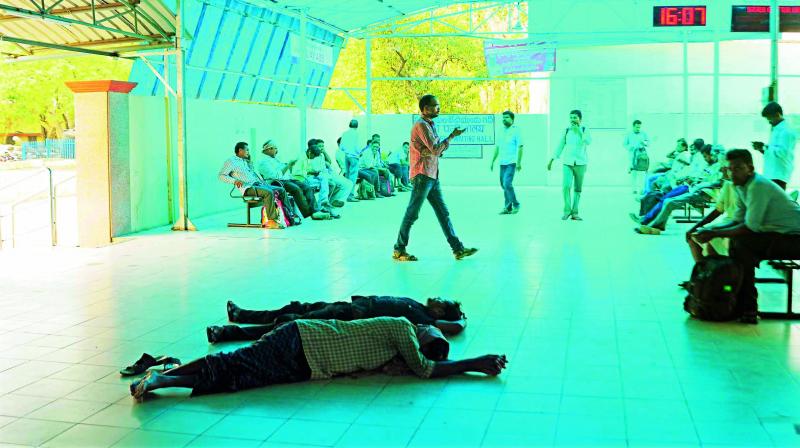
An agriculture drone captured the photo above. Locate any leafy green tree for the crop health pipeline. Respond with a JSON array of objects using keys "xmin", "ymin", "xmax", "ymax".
[
  {"xmin": 0, "ymin": 56, "xmax": 131, "ymax": 138},
  {"xmin": 323, "ymin": 5, "xmax": 530, "ymax": 114}
]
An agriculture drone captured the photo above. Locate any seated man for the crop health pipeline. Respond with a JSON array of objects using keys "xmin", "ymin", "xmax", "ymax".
[
  {"xmin": 218, "ymin": 141, "xmax": 289, "ymax": 229},
  {"xmin": 130, "ymin": 316, "xmax": 507, "ymax": 400},
  {"xmin": 634, "ymin": 145, "xmax": 724, "ymax": 233},
  {"xmin": 208, "ymin": 295, "xmax": 467, "ymax": 342},
  {"xmin": 691, "ymin": 149, "xmax": 800, "ymax": 324},
  {"xmin": 644, "ymin": 138, "xmax": 691, "ymax": 194},
  {"xmin": 685, "ymin": 173, "xmax": 739, "ymax": 263},
  {"xmin": 387, "ymin": 142, "xmax": 411, "ymax": 190},
  {"xmin": 291, "ymin": 140, "xmax": 351, "ymax": 218},
  {"xmin": 257, "ymin": 140, "xmax": 329, "ymax": 220},
  {"xmin": 371, "ymin": 136, "xmax": 397, "ymax": 196},
  {"xmin": 315, "ymin": 138, "xmax": 355, "ymax": 204},
  {"xmin": 358, "ymin": 139, "xmax": 386, "ymax": 197}
]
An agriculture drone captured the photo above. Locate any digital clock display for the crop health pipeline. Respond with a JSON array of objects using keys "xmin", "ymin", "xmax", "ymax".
[
  {"xmin": 653, "ymin": 6, "xmax": 707, "ymax": 27},
  {"xmin": 731, "ymin": 5, "xmax": 800, "ymax": 32}
]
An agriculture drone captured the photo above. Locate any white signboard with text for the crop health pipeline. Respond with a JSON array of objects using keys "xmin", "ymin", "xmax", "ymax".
[{"xmin": 411, "ymin": 114, "xmax": 494, "ymax": 159}]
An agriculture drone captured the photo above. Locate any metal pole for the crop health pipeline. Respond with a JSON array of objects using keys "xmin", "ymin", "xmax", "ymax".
[
  {"xmin": 172, "ymin": 0, "xmax": 195, "ymax": 231},
  {"xmin": 683, "ymin": 31, "xmax": 689, "ymax": 139},
  {"xmin": 712, "ymin": 31, "xmax": 720, "ymax": 145},
  {"xmin": 47, "ymin": 167, "xmax": 56, "ymax": 246},
  {"xmin": 769, "ymin": 0, "xmax": 779, "ymax": 101},
  {"xmin": 366, "ymin": 37, "xmax": 372, "ymax": 135},
  {"xmin": 299, "ymin": 8, "xmax": 308, "ymax": 151},
  {"xmin": 163, "ymin": 53, "xmax": 174, "ymax": 224}
]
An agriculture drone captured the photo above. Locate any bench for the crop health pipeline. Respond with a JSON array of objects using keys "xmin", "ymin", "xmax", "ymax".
[
  {"xmin": 227, "ymin": 186, "xmax": 262, "ymax": 228},
  {"xmin": 755, "ymin": 260, "xmax": 800, "ymax": 320},
  {"xmin": 673, "ymin": 202, "xmax": 708, "ymax": 224}
]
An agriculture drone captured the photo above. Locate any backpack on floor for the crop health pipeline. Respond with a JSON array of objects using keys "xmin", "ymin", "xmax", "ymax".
[
  {"xmin": 378, "ymin": 174, "xmax": 392, "ymax": 196},
  {"xmin": 632, "ymin": 147, "xmax": 650, "ymax": 172},
  {"xmin": 357, "ymin": 180, "xmax": 376, "ymax": 199},
  {"xmin": 683, "ymin": 256, "xmax": 742, "ymax": 321}
]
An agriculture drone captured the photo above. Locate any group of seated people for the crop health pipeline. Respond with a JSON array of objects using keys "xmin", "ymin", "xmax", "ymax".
[
  {"xmin": 218, "ymin": 132, "xmax": 410, "ymax": 229},
  {"xmin": 630, "ymin": 136, "xmax": 800, "ymax": 324},
  {"xmin": 127, "ymin": 296, "xmax": 506, "ymax": 400},
  {"xmin": 631, "ymin": 138, "xmax": 726, "ymax": 235}
]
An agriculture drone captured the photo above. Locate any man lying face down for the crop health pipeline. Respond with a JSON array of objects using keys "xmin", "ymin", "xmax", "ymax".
[
  {"xmin": 130, "ymin": 317, "xmax": 507, "ymax": 400},
  {"xmin": 207, "ymin": 295, "xmax": 467, "ymax": 343}
]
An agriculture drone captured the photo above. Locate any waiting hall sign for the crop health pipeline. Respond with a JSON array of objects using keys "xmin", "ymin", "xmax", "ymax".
[{"xmin": 411, "ymin": 114, "xmax": 495, "ymax": 158}]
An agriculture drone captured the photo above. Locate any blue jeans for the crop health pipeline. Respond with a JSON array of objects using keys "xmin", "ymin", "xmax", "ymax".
[
  {"xmin": 500, "ymin": 164, "xmax": 519, "ymax": 210},
  {"xmin": 394, "ymin": 175, "xmax": 463, "ymax": 252},
  {"xmin": 641, "ymin": 185, "xmax": 689, "ymax": 224}
]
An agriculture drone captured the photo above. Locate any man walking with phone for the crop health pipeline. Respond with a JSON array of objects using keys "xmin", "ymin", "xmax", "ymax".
[{"xmin": 392, "ymin": 94, "xmax": 478, "ymax": 262}]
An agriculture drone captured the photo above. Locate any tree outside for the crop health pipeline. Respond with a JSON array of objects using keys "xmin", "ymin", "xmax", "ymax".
[
  {"xmin": 0, "ymin": 56, "xmax": 132, "ymax": 139},
  {"xmin": 323, "ymin": 5, "xmax": 531, "ymax": 114}
]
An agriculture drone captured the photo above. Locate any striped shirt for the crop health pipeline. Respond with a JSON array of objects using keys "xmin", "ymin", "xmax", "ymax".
[
  {"xmin": 410, "ymin": 118, "xmax": 449, "ymax": 180},
  {"xmin": 295, "ymin": 317, "xmax": 435, "ymax": 380},
  {"xmin": 218, "ymin": 156, "xmax": 265, "ymax": 194}
]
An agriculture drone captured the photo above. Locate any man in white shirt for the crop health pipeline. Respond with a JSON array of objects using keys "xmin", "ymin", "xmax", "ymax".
[
  {"xmin": 339, "ymin": 120, "xmax": 363, "ymax": 201},
  {"xmin": 548, "ymin": 110, "xmax": 592, "ymax": 220},
  {"xmin": 257, "ymin": 141, "xmax": 329, "ymax": 220},
  {"xmin": 624, "ymin": 119, "xmax": 650, "ymax": 195},
  {"xmin": 490, "ymin": 111, "xmax": 524, "ymax": 215},
  {"xmin": 692, "ymin": 149, "xmax": 800, "ymax": 323},
  {"xmin": 752, "ymin": 102, "xmax": 797, "ymax": 190},
  {"xmin": 218, "ymin": 142, "xmax": 287, "ymax": 229},
  {"xmin": 386, "ymin": 142, "xmax": 410, "ymax": 190}
]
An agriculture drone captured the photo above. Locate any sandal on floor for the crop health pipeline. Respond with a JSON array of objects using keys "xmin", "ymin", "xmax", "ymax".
[{"xmin": 120, "ymin": 353, "xmax": 181, "ymax": 376}]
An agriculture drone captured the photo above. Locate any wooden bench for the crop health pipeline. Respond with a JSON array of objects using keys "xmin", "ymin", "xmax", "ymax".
[
  {"xmin": 755, "ymin": 260, "xmax": 800, "ymax": 320},
  {"xmin": 227, "ymin": 186, "xmax": 262, "ymax": 228}
]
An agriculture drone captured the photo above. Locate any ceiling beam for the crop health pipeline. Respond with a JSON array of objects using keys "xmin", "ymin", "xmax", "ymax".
[
  {"xmin": 0, "ymin": 35, "xmax": 121, "ymax": 57},
  {"xmin": 0, "ymin": 2, "xmax": 128, "ymax": 21},
  {"xmin": 0, "ymin": 4, "xmax": 165, "ymax": 41}
]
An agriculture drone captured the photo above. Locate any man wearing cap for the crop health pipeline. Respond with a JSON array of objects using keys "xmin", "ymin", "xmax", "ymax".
[{"xmin": 257, "ymin": 140, "xmax": 330, "ymax": 220}]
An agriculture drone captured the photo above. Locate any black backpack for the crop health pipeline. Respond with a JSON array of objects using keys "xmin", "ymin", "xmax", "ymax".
[{"xmin": 683, "ymin": 256, "xmax": 742, "ymax": 321}]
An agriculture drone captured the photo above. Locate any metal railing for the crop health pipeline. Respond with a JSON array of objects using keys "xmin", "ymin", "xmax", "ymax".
[
  {"xmin": 19, "ymin": 139, "xmax": 76, "ymax": 160},
  {"xmin": 0, "ymin": 168, "xmax": 75, "ymax": 249}
]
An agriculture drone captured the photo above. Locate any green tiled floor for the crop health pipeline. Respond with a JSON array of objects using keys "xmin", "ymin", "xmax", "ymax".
[{"xmin": 0, "ymin": 187, "xmax": 799, "ymax": 447}]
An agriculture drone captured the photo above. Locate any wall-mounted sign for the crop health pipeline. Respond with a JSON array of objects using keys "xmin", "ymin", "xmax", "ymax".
[
  {"xmin": 411, "ymin": 114, "xmax": 494, "ymax": 159},
  {"xmin": 483, "ymin": 40, "xmax": 556, "ymax": 76},
  {"xmin": 731, "ymin": 5, "xmax": 800, "ymax": 32},
  {"xmin": 290, "ymin": 36, "xmax": 334, "ymax": 67},
  {"xmin": 653, "ymin": 6, "xmax": 707, "ymax": 27}
]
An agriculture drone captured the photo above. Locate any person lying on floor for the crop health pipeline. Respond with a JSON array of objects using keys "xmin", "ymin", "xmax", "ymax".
[
  {"xmin": 207, "ymin": 295, "xmax": 467, "ymax": 343},
  {"xmin": 130, "ymin": 317, "xmax": 507, "ymax": 401}
]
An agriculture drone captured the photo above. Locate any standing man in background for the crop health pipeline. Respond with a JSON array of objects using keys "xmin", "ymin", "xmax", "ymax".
[
  {"xmin": 393, "ymin": 94, "xmax": 478, "ymax": 262},
  {"xmin": 490, "ymin": 110, "xmax": 524, "ymax": 215},
  {"xmin": 752, "ymin": 102, "xmax": 797, "ymax": 191},
  {"xmin": 624, "ymin": 119, "xmax": 650, "ymax": 195},
  {"xmin": 339, "ymin": 119, "xmax": 363, "ymax": 202},
  {"xmin": 548, "ymin": 110, "xmax": 592, "ymax": 221}
]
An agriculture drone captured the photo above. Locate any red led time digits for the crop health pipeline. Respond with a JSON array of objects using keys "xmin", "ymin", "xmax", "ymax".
[{"xmin": 655, "ymin": 6, "xmax": 707, "ymax": 27}]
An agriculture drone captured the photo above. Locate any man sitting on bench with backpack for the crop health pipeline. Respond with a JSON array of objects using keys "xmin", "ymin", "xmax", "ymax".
[
  {"xmin": 691, "ymin": 149, "xmax": 800, "ymax": 324},
  {"xmin": 218, "ymin": 142, "xmax": 291, "ymax": 230}
]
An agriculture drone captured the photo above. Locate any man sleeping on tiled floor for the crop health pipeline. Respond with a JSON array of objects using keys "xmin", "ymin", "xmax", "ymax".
[
  {"xmin": 206, "ymin": 295, "xmax": 468, "ymax": 343},
  {"xmin": 126, "ymin": 316, "xmax": 507, "ymax": 401}
]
